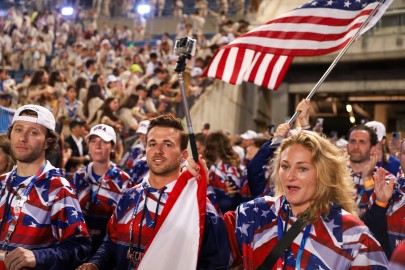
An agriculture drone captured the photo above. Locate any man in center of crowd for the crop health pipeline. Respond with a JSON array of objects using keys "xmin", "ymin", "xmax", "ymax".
[{"xmin": 77, "ymin": 115, "xmax": 229, "ymax": 270}]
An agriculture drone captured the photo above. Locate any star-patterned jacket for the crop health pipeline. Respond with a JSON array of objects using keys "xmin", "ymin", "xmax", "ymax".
[
  {"xmin": 222, "ymin": 195, "xmax": 389, "ymax": 269},
  {"xmin": 0, "ymin": 161, "xmax": 91, "ymax": 269}
]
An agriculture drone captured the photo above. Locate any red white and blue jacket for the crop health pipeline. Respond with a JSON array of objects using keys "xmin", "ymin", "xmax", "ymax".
[
  {"xmin": 89, "ymin": 174, "xmax": 229, "ymax": 270},
  {"xmin": 126, "ymin": 157, "xmax": 149, "ymax": 185},
  {"xmin": 386, "ymin": 176, "xmax": 405, "ymax": 259},
  {"xmin": 71, "ymin": 162, "xmax": 132, "ymax": 253},
  {"xmin": 0, "ymin": 161, "xmax": 91, "ymax": 270},
  {"xmin": 222, "ymin": 196, "xmax": 389, "ymax": 270},
  {"xmin": 208, "ymin": 161, "xmax": 242, "ymax": 213}
]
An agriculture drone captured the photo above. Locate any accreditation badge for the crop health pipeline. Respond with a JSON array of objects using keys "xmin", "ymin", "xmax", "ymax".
[
  {"xmin": 0, "ymin": 250, "xmax": 7, "ymax": 261},
  {"xmin": 127, "ymin": 247, "xmax": 143, "ymax": 268}
]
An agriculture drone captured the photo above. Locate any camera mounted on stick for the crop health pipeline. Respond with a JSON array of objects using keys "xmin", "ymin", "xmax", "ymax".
[
  {"xmin": 173, "ymin": 36, "xmax": 199, "ymax": 161},
  {"xmin": 174, "ymin": 36, "xmax": 196, "ymax": 73}
]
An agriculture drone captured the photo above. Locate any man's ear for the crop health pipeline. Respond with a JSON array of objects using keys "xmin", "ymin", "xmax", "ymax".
[{"xmin": 45, "ymin": 138, "xmax": 54, "ymax": 150}]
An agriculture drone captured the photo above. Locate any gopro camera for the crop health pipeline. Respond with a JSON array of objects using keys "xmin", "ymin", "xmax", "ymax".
[{"xmin": 174, "ymin": 36, "xmax": 196, "ymax": 57}]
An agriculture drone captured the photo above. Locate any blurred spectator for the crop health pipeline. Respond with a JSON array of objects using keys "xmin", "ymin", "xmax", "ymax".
[
  {"xmin": 58, "ymin": 85, "xmax": 86, "ymax": 137},
  {"xmin": 133, "ymin": 13, "xmax": 146, "ymax": 42},
  {"xmin": 84, "ymin": 83, "xmax": 104, "ymax": 126},
  {"xmin": 190, "ymin": 10, "xmax": 206, "ymax": 36},
  {"xmin": 64, "ymin": 118, "xmax": 90, "ymax": 173},
  {"xmin": 0, "ymin": 134, "xmax": 16, "ymax": 175},
  {"xmin": 117, "ymin": 94, "xmax": 140, "ymax": 137},
  {"xmin": 365, "ymin": 121, "xmax": 400, "ymax": 176},
  {"xmin": 173, "ymin": 0, "xmax": 184, "ymax": 17}
]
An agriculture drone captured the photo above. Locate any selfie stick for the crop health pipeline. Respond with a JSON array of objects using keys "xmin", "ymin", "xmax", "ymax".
[
  {"xmin": 271, "ymin": 0, "xmax": 384, "ymax": 146},
  {"xmin": 175, "ymin": 54, "xmax": 199, "ymax": 162}
]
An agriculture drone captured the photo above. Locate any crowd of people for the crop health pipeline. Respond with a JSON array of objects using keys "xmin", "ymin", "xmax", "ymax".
[
  {"xmin": 0, "ymin": 2, "xmax": 251, "ymax": 168},
  {"xmin": 0, "ymin": 97, "xmax": 403, "ymax": 269},
  {"xmin": 0, "ymin": 3, "xmax": 404, "ymax": 270}
]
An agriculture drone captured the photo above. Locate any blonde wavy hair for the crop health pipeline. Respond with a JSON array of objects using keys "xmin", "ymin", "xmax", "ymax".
[{"xmin": 271, "ymin": 130, "xmax": 358, "ymax": 223}]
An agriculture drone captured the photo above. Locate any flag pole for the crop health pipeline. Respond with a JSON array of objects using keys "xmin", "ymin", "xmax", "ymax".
[{"xmin": 272, "ymin": 0, "xmax": 385, "ymax": 145}]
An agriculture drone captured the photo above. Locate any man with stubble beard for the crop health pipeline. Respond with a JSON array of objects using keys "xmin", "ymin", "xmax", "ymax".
[
  {"xmin": 0, "ymin": 104, "xmax": 91, "ymax": 270},
  {"xmin": 347, "ymin": 125, "xmax": 396, "ymax": 258},
  {"xmin": 77, "ymin": 115, "xmax": 229, "ymax": 270}
]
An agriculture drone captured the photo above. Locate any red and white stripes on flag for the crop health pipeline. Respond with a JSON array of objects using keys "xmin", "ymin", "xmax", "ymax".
[
  {"xmin": 138, "ymin": 164, "xmax": 206, "ymax": 269},
  {"xmin": 205, "ymin": 48, "xmax": 293, "ymax": 90},
  {"xmin": 203, "ymin": 0, "xmax": 393, "ymax": 90}
]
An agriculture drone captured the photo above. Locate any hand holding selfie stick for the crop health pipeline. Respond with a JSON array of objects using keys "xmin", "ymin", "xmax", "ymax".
[{"xmin": 174, "ymin": 37, "xmax": 199, "ymax": 162}]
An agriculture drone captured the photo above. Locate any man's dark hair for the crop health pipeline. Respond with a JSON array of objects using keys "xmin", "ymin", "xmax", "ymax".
[
  {"xmin": 7, "ymin": 109, "xmax": 60, "ymax": 155},
  {"xmin": 195, "ymin": 132, "xmax": 206, "ymax": 146},
  {"xmin": 154, "ymin": 67, "xmax": 163, "ymax": 74},
  {"xmin": 92, "ymin": 73, "xmax": 101, "ymax": 83},
  {"xmin": 135, "ymin": 84, "xmax": 147, "ymax": 91},
  {"xmin": 147, "ymin": 115, "xmax": 189, "ymax": 151},
  {"xmin": 148, "ymin": 84, "xmax": 159, "ymax": 92},
  {"xmin": 85, "ymin": 59, "xmax": 95, "ymax": 69},
  {"xmin": 347, "ymin": 125, "xmax": 378, "ymax": 146}
]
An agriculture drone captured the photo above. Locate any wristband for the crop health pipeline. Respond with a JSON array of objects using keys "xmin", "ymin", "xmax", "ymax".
[
  {"xmin": 301, "ymin": 125, "xmax": 310, "ymax": 130},
  {"xmin": 363, "ymin": 179, "xmax": 374, "ymax": 187},
  {"xmin": 375, "ymin": 200, "xmax": 388, "ymax": 208}
]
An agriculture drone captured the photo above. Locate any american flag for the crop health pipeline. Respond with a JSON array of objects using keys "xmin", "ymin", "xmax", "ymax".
[{"xmin": 203, "ymin": 0, "xmax": 393, "ymax": 90}]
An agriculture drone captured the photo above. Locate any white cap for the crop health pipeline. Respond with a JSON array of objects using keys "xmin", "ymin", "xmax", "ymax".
[
  {"xmin": 219, "ymin": 36, "xmax": 229, "ymax": 44},
  {"xmin": 191, "ymin": 67, "xmax": 203, "ymax": 77},
  {"xmin": 86, "ymin": 124, "xmax": 117, "ymax": 144},
  {"xmin": 240, "ymin": 130, "xmax": 257, "ymax": 140},
  {"xmin": 12, "ymin": 104, "xmax": 56, "ymax": 131},
  {"xmin": 106, "ymin": 75, "xmax": 119, "ymax": 85},
  {"xmin": 136, "ymin": 120, "xmax": 150, "ymax": 134},
  {"xmin": 336, "ymin": 138, "xmax": 348, "ymax": 148},
  {"xmin": 101, "ymin": 39, "xmax": 110, "ymax": 46},
  {"xmin": 365, "ymin": 121, "xmax": 386, "ymax": 141}
]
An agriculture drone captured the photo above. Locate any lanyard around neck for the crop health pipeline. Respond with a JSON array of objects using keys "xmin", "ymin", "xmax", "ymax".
[
  {"xmin": 2, "ymin": 162, "xmax": 47, "ymax": 248},
  {"xmin": 277, "ymin": 213, "xmax": 312, "ymax": 270}
]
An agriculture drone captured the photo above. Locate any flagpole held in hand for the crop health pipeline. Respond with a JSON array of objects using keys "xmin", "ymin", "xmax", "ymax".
[
  {"xmin": 174, "ymin": 37, "xmax": 199, "ymax": 162},
  {"xmin": 271, "ymin": 0, "xmax": 388, "ymax": 146}
]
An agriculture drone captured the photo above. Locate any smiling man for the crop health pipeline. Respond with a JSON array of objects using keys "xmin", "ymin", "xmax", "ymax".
[
  {"xmin": 77, "ymin": 115, "xmax": 228, "ymax": 270},
  {"xmin": 0, "ymin": 104, "xmax": 91, "ymax": 270}
]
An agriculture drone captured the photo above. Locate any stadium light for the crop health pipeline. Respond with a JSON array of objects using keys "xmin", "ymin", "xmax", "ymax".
[
  {"xmin": 61, "ymin": 6, "xmax": 74, "ymax": 16},
  {"xmin": 137, "ymin": 3, "xmax": 151, "ymax": 15}
]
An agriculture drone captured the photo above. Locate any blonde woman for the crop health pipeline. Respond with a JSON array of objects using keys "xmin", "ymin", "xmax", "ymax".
[{"xmin": 187, "ymin": 129, "xmax": 390, "ymax": 269}]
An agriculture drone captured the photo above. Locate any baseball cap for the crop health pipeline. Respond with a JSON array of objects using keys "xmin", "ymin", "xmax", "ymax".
[
  {"xmin": 191, "ymin": 67, "xmax": 203, "ymax": 77},
  {"xmin": 136, "ymin": 120, "xmax": 150, "ymax": 134},
  {"xmin": 86, "ymin": 124, "xmax": 117, "ymax": 144},
  {"xmin": 69, "ymin": 118, "xmax": 86, "ymax": 129},
  {"xmin": 130, "ymin": 64, "xmax": 143, "ymax": 73},
  {"xmin": 106, "ymin": 74, "xmax": 119, "ymax": 85},
  {"xmin": 365, "ymin": 121, "xmax": 386, "ymax": 141},
  {"xmin": 240, "ymin": 130, "xmax": 257, "ymax": 140},
  {"xmin": 336, "ymin": 138, "xmax": 348, "ymax": 148},
  {"xmin": 101, "ymin": 39, "xmax": 110, "ymax": 46},
  {"xmin": 12, "ymin": 104, "xmax": 56, "ymax": 131}
]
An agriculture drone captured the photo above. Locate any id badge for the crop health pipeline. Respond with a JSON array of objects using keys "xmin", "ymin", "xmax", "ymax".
[{"xmin": 0, "ymin": 250, "xmax": 7, "ymax": 261}]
